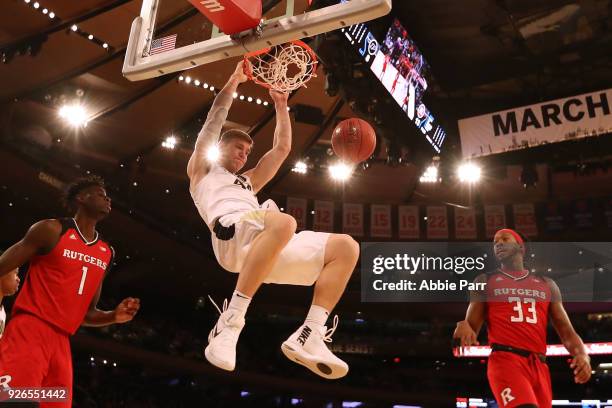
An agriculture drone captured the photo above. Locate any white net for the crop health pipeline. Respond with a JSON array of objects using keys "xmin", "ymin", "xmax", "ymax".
[{"xmin": 246, "ymin": 42, "xmax": 317, "ymax": 92}]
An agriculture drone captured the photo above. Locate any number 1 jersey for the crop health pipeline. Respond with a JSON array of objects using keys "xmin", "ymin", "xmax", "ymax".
[
  {"xmin": 13, "ymin": 218, "xmax": 114, "ymax": 335},
  {"xmin": 486, "ymin": 271, "xmax": 552, "ymax": 354}
]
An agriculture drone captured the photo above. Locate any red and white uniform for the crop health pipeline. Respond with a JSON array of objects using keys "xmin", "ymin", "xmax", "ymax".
[
  {"xmin": 486, "ymin": 270, "xmax": 553, "ymax": 408},
  {"xmin": 0, "ymin": 218, "xmax": 113, "ymax": 407}
]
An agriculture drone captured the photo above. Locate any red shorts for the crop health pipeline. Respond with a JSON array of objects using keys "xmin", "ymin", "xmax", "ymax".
[
  {"xmin": 487, "ymin": 351, "xmax": 552, "ymax": 408},
  {"xmin": 0, "ymin": 313, "xmax": 72, "ymax": 408}
]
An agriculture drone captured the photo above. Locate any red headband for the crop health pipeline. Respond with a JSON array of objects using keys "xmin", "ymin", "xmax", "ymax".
[{"xmin": 497, "ymin": 228, "xmax": 524, "ymax": 248}]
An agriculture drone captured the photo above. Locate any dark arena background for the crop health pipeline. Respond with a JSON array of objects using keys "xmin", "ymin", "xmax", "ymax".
[{"xmin": 1, "ymin": 0, "xmax": 612, "ymax": 406}]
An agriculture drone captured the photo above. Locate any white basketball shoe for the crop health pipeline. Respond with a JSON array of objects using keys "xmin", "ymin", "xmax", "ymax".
[
  {"xmin": 204, "ymin": 297, "xmax": 245, "ymax": 371},
  {"xmin": 281, "ymin": 315, "xmax": 349, "ymax": 379}
]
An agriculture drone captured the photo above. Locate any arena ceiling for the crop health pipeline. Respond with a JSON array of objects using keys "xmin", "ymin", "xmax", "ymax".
[{"xmin": 1, "ymin": 0, "xmax": 611, "ymax": 307}]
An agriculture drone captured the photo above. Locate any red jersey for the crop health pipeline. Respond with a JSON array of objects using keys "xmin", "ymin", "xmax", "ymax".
[
  {"xmin": 485, "ymin": 271, "xmax": 552, "ymax": 354},
  {"xmin": 13, "ymin": 218, "xmax": 113, "ymax": 335}
]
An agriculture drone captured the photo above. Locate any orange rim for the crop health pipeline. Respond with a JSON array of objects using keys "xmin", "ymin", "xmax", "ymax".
[{"xmin": 243, "ymin": 40, "xmax": 318, "ymax": 90}]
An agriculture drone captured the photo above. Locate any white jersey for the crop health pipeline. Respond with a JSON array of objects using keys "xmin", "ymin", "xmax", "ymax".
[
  {"xmin": 0, "ymin": 305, "xmax": 5, "ymax": 339},
  {"xmin": 191, "ymin": 164, "xmax": 260, "ymax": 227}
]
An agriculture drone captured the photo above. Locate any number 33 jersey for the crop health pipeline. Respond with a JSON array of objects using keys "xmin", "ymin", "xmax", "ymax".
[
  {"xmin": 486, "ymin": 271, "xmax": 553, "ymax": 354},
  {"xmin": 13, "ymin": 218, "xmax": 114, "ymax": 335}
]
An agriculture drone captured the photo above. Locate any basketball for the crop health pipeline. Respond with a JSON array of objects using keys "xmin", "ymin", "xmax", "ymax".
[{"xmin": 331, "ymin": 118, "xmax": 377, "ymax": 163}]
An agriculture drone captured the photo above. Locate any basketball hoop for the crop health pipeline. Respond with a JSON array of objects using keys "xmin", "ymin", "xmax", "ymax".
[{"xmin": 244, "ymin": 40, "xmax": 318, "ymax": 93}]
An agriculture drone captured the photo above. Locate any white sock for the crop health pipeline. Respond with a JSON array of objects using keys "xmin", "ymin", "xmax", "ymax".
[
  {"xmin": 305, "ymin": 304, "xmax": 330, "ymax": 328},
  {"xmin": 227, "ymin": 290, "xmax": 251, "ymax": 318}
]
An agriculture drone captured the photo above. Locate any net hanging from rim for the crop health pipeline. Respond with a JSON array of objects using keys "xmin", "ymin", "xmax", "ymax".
[{"xmin": 244, "ymin": 40, "xmax": 318, "ymax": 93}]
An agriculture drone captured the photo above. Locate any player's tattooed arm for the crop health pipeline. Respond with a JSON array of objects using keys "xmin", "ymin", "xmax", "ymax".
[
  {"xmin": 243, "ymin": 89, "xmax": 291, "ymax": 193},
  {"xmin": 453, "ymin": 274, "xmax": 486, "ymax": 346},
  {"xmin": 187, "ymin": 61, "xmax": 248, "ymax": 186},
  {"xmin": 0, "ymin": 219, "xmax": 61, "ymax": 278},
  {"xmin": 547, "ymin": 278, "xmax": 591, "ymax": 384}
]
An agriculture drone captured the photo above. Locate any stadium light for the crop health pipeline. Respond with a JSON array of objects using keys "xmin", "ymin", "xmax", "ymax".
[
  {"xmin": 419, "ymin": 165, "xmax": 440, "ymax": 183},
  {"xmin": 457, "ymin": 162, "xmax": 481, "ymax": 184},
  {"xmin": 329, "ymin": 162, "xmax": 352, "ymax": 181},
  {"xmin": 292, "ymin": 161, "xmax": 307, "ymax": 174},
  {"xmin": 58, "ymin": 104, "xmax": 88, "ymax": 127},
  {"xmin": 161, "ymin": 135, "xmax": 177, "ymax": 149},
  {"xmin": 207, "ymin": 145, "xmax": 220, "ymax": 163}
]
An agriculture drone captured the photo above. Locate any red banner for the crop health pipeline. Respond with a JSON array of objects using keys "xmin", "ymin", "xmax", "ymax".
[
  {"xmin": 484, "ymin": 205, "xmax": 506, "ymax": 238},
  {"xmin": 313, "ymin": 200, "xmax": 334, "ymax": 232},
  {"xmin": 454, "ymin": 207, "xmax": 477, "ymax": 239},
  {"xmin": 398, "ymin": 205, "xmax": 419, "ymax": 239},
  {"xmin": 286, "ymin": 197, "xmax": 307, "ymax": 230},
  {"xmin": 343, "ymin": 203, "xmax": 364, "ymax": 236},
  {"xmin": 426, "ymin": 206, "xmax": 448, "ymax": 239},
  {"xmin": 513, "ymin": 203, "xmax": 538, "ymax": 237},
  {"xmin": 370, "ymin": 204, "xmax": 392, "ymax": 238}
]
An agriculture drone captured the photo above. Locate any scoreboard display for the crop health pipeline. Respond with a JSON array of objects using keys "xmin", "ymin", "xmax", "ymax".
[{"xmin": 340, "ymin": 5, "xmax": 446, "ymax": 153}]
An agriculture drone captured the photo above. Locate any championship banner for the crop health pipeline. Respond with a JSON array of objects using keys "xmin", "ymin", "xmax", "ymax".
[
  {"xmin": 286, "ymin": 197, "xmax": 307, "ymax": 230},
  {"xmin": 543, "ymin": 201, "xmax": 566, "ymax": 233},
  {"xmin": 370, "ymin": 204, "xmax": 392, "ymax": 238},
  {"xmin": 484, "ymin": 205, "xmax": 506, "ymax": 238},
  {"xmin": 426, "ymin": 206, "xmax": 448, "ymax": 239},
  {"xmin": 458, "ymin": 88, "xmax": 612, "ymax": 158},
  {"xmin": 343, "ymin": 203, "xmax": 364, "ymax": 236},
  {"xmin": 454, "ymin": 207, "xmax": 477, "ymax": 240},
  {"xmin": 513, "ymin": 203, "xmax": 538, "ymax": 237},
  {"xmin": 313, "ymin": 200, "xmax": 334, "ymax": 232},
  {"xmin": 398, "ymin": 205, "xmax": 420, "ymax": 239},
  {"xmin": 572, "ymin": 199, "xmax": 593, "ymax": 229}
]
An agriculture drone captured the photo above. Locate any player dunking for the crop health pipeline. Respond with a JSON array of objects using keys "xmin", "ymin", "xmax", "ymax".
[
  {"xmin": 453, "ymin": 229, "xmax": 591, "ymax": 408},
  {"xmin": 0, "ymin": 266, "xmax": 19, "ymax": 339},
  {"xmin": 0, "ymin": 176, "xmax": 140, "ymax": 407},
  {"xmin": 188, "ymin": 62, "xmax": 359, "ymax": 379}
]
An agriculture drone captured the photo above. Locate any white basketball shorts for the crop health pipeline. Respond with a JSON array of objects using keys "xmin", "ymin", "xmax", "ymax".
[{"xmin": 210, "ymin": 202, "xmax": 330, "ymax": 286}]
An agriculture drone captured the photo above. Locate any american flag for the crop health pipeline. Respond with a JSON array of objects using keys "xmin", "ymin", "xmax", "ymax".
[{"xmin": 150, "ymin": 34, "xmax": 177, "ymax": 55}]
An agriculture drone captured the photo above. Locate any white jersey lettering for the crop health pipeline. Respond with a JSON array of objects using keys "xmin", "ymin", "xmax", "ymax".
[
  {"xmin": 62, "ymin": 249, "xmax": 108, "ymax": 270},
  {"xmin": 191, "ymin": 164, "xmax": 260, "ymax": 226},
  {"xmin": 500, "ymin": 388, "xmax": 515, "ymax": 406}
]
